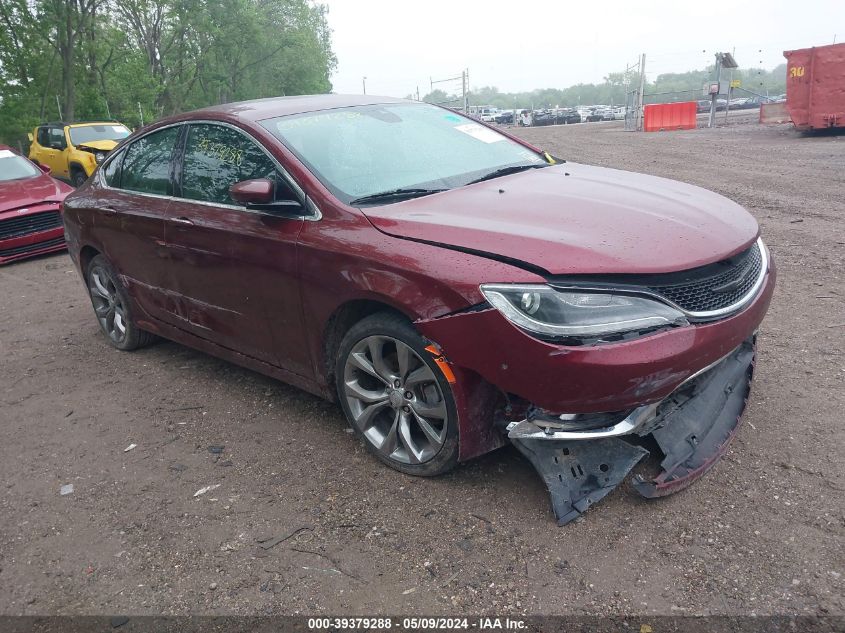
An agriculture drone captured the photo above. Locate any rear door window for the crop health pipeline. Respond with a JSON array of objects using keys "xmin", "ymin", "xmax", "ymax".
[
  {"xmin": 101, "ymin": 149, "xmax": 124, "ymax": 187},
  {"xmin": 47, "ymin": 127, "xmax": 66, "ymax": 149},
  {"xmin": 180, "ymin": 123, "xmax": 296, "ymax": 207},
  {"xmin": 120, "ymin": 126, "xmax": 181, "ymax": 195}
]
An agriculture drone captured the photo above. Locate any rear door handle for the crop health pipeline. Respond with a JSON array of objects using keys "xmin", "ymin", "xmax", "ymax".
[{"xmin": 171, "ymin": 216, "xmax": 194, "ymax": 226}]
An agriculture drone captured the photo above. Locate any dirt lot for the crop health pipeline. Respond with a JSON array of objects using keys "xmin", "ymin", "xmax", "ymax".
[{"xmin": 1, "ymin": 119, "xmax": 843, "ymax": 618}]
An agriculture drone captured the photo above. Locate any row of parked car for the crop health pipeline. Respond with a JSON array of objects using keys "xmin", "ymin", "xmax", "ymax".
[
  {"xmin": 473, "ymin": 94, "xmax": 787, "ymax": 125},
  {"xmin": 475, "ymin": 105, "xmax": 627, "ymax": 126},
  {"xmin": 695, "ymin": 94, "xmax": 786, "ymax": 113}
]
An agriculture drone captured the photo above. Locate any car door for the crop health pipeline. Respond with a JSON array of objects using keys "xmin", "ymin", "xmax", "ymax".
[
  {"xmin": 95, "ymin": 125, "xmax": 182, "ymax": 323},
  {"xmin": 163, "ymin": 121, "xmax": 311, "ymax": 375},
  {"xmin": 39, "ymin": 127, "xmax": 68, "ymax": 178}
]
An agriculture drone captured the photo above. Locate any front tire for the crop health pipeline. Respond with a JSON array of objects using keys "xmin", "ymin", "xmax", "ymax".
[
  {"xmin": 86, "ymin": 255, "xmax": 155, "ymax": 351},
  {"xmin": 335, "ymin": 312, "xmax": 459, "ymax": 476},
  {"xmin": 71, "ymin": 168, "xmax": 87, "ymax": 188}
]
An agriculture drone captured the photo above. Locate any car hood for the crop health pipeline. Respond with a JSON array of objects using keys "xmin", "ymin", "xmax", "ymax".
[
  {"xmin": 77, "ymin": 140, "xmax": 118, "ymax": 151},
  {"xmin": 361, "ymin": 163, "xmax": 759, "ymax": 275},
  {"xmin": 0, "ymin": 174, "xmax": 72, "ymax": 214}
]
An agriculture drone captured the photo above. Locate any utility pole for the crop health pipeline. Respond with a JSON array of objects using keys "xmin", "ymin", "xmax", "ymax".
[
  {"xmin": 56, "ymin": 95, "xmax": 63, "ymax": 121},
  {"xmin": 709, "ymin": 54, "xmax": 721, "ymax": 128},
  {"xmin": 724, "ymin": 46, "xmax": 736, "ymax": 124},
  {"xmin": 709, "ymin": 52, "xmax": 738, "ymax": 128},
  {"xmin": 138, "ymin": 102, "xmax": 144, "ymax": 127},
  {"xmin": 416, "ymin": 86, "xmax": 420, "ymax": 101},
  {"xmin": 430, "ymin": 71, "xmax": 468, "ymax": 108},
  {"xmin": 362, "ymin": 76, "xmax": 367, "ymax": 95},
  {"xmin": 636, "ymin": 53, "xmax": 646, "ymax": 131},
  {"xmin": 623, "ymin": 58, "xmax": 639, "ymax": 130}
]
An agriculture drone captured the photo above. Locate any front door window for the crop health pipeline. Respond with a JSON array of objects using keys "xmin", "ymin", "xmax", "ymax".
[{"xmin": 181, "ymin": 123, "xmax": 297, "ymax": 205}]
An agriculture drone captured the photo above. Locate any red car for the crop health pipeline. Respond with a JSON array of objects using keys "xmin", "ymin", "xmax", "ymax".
[
  {"xmin": 62, "ymin": 96, "xmax": 775, "ymax": 524},
  {"xmin": 0, "ymin": 146, "xmax": 73, "ymax": 264}
]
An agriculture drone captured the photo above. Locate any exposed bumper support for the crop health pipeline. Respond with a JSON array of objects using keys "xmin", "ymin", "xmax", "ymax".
[
  {"xmin": 505, "ymin": 346, "xmax": 740, "ymax": 441},
  {"xmin": 509, "ymin": 338, "xmax": 756, "ymax": 524},
  {"xmin": 633, "ymin": 339, "xmax": 755, "ymax": 497}
]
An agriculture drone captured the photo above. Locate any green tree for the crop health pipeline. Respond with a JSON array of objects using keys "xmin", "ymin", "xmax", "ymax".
[{"xmin": 0, "ymin": 0, "xmax": 336, "ymax": 146}]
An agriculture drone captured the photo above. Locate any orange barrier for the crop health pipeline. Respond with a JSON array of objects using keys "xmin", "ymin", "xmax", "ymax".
[{"xmin": 643, "ymin": 101, "xmax": 697, "ymax": 132}]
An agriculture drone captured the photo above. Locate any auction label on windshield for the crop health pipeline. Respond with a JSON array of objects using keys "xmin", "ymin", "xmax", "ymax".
[{"xmin": 454, "ymin": 123, "xmax": 506, "ymax": 143}]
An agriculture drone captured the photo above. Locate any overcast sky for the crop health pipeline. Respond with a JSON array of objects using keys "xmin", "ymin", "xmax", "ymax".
[{"xmin": 321, "ymin": 0, "xmax": 843, "ymax": 97}]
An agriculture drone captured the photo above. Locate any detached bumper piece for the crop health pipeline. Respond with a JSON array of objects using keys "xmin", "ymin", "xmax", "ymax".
[
  {"xmin": 509, "ymin": 339, "xmax": 755, "ymax": 525},
  {"xmin": 511, "ymin": 437, "xmax": 648, "ymax": 525}
]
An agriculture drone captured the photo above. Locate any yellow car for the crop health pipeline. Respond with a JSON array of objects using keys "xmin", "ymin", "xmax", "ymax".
[{"xmin": 28, "ymin": 121, "xmax": 131, "ymax": 187}]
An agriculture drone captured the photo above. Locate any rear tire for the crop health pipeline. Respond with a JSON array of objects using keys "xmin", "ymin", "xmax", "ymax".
[
  {"xmin": 85, "ymin": 255, "xmax": 155, "ymax": 351},
  {"xmin": 335, "ymin": 312, "xmax": 459, "ymax": 476}
]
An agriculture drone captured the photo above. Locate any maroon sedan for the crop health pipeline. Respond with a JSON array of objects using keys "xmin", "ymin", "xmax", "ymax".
[
  {"xmin": 0, "ymin": 146, "xmax": 73, "ymax": 264},
  {"xmin": 62, "ymin": 96, "xmax": 775, "ymax": 524}
]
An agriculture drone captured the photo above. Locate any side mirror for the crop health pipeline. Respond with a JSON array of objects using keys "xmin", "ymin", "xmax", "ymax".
[
  {"xmin": 38, "ymin": 163, "xmax": 51, "ymax": 175},
  {"xmin": 229, "ymin": 178, "xmax": 304, "ymax": 215},
  {"xmin": 230, "ymin": 178, "xmax": 274, "ymax": 205}
]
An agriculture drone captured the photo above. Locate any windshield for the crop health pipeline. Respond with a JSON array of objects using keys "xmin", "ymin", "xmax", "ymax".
[
  {"xmin": 0, "ymin": 150, "xmax": 40, "ymax": 181},
  {"xmin": 260, "ymin": 103, "xmax": 547, "ymax": 204},
  {"xmin": 69, "ymin": 124, "xmax": 131, "ymax": 145}
]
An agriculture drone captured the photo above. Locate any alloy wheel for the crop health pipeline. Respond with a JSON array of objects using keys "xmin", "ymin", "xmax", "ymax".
[
  {"xmin": 343, "ymin": 335, "xmax": 449, "ymax": 465},
  {"xmin": 88, "ymin": 265, "xmax": 128, "ymax": 344}
]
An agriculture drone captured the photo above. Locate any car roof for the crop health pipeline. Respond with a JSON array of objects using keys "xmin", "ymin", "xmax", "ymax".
[
  {"xmin": 190, "ymin": 94, "xmax": 409, "ymax": 122},
  {"xmin": 67, "ymin": 122, "xmax": 127, "ymax": 128}
]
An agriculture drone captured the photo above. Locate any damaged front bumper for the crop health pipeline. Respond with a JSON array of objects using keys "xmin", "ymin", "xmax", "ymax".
[{"xmin": 508, "ymin": 338, "xmax": 756, "ymax": 525}]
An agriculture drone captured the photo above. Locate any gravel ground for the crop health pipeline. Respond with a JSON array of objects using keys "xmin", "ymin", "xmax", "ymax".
[{"xmin": 1, "ymin": 119, "xmax": 843, "ymax": 617}]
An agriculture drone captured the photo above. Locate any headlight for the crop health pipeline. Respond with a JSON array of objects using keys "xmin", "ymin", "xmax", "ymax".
[
  {"xmin": 95, "ymin": 152, "xmax": 106, "ymax": 163},
  {"xmin": 479, "ymin": 284, "xmax": 688, "ymax": 340}
]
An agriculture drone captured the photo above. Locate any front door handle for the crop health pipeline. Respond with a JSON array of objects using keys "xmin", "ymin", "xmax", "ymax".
[{"xmin": 172, "ymin": 216, "xmax": 194, "ymax": 226}]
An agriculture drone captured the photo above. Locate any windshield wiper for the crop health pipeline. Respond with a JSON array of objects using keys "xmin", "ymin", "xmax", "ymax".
[
  {"xmin": 349, "ymin": 187, "xmax": 447, "ymax": 206},
  {"xmin": 466, "ymin": 163, "xmax": 549, "ymax": 186}
]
